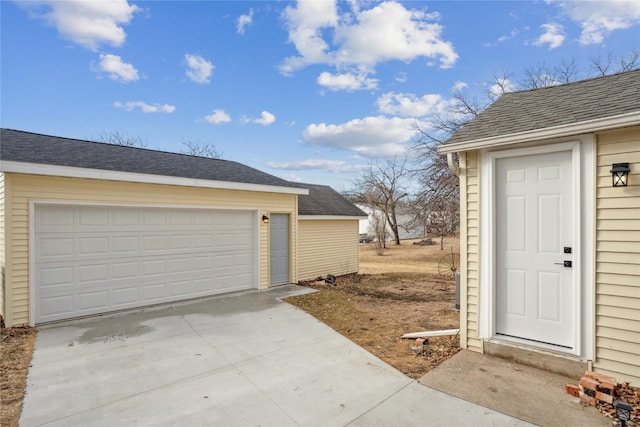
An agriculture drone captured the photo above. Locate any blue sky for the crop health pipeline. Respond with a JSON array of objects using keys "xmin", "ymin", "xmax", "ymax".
[{"xmin": 2, "ymin": 1, "xmax": 639, "ymax": 190}]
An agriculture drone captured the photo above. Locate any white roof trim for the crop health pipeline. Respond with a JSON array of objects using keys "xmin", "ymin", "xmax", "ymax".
[
  {"xmin": 299, "ymin": 215, "xmax": 367, "ymax": 220},
  {"xmin": 439, "ymin": 111, "xmax": 640, "ymax": 154},
  {"xmin": 0, "ymin": 161, "xmax": 309, "ymax": 195}
]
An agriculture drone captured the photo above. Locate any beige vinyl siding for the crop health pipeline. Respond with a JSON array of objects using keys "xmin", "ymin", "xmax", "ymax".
[
  {"xmin": 0, "ymin": 173, "xmax": 5, "ymax": 322},
  {"xmin": 460, "ymin": 151, "xmax": 482, "ymax": 353},
  {"xmin": 4, "ymin": 173, "xmax": 297, "ymax": 326},
  {"xmin": 298, "ymin": 219, "xmax": 359, "ymax": 281},
  {"xmin": 594, "ymin": 126, "xmax": 640, "ymax": 385}
]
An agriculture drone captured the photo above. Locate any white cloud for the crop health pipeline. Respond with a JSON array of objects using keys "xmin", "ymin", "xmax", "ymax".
[
  {"xmin": 203, "ymin": 109, "xmax": 231, "ymax": 124},
  {"xmin": 555, "ymin": 1, "xmax": 640, "ymax": 45},
  {"xmin": 94, "ymin": 54, "xmax": 139, "ymax": 82},
  {"xmin": 19, "ymin": 0, "xmax": 139, "ymax": 50},
  {"xmin": 276, "ymin": 172, "xmax": 303, "ymax": 182},
  {"xmin": 243, "ymin": 111, "xmax": 276, "ymax": 126},
  {"xmin": 333, "ymin": 2, "xmax": 457, "ymax": 68},
  {"xmin": 487, "ymin": 79, "xmax": 517, "ymax": 99},
  {"xmin": 395, "ymin": 72, "xmax": 408, "ymax": 83},
  {"xmin": 280, "ymin": 0, "xmax": 338, "ymax": 75},
  {"xmin": 452, "ymin": 81, "xmax": 468, "ymax": 92},
  {"xmin": 317, "ymin": 71, "xmax": 378, "ymax": 91},
  {"xmin": 534, "ymin": 23, "xmax": 565, "ymax": 49},
  {"xmin": 376, "ymin": 92, "xmax": 449, "ymax": 117},
  {"xmin": 267, "ymin": 159, "xmax": 356, "ymax": 173},
  {"xmin": 114, "ymin": 101, "xmax": 175, "ymax": 113},
  {"xmin": 280, "ymin": 1, "xmax": 457, "ymax": 88},
  {"xmin": 303, "ymin": 116, "xmax": 421, "ymax": 158},
  {"xmin": 185, "ymin": 54, "xmax": 214, "ymax": 84},
  {"xmin": 237, "ymin": 8, "xmax": 254, "ymax": 34}
]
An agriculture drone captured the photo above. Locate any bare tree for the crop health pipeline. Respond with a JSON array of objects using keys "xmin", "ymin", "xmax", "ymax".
[
  {"xmin": 591, "ymin": 49, "xmax": 640, "ymax": 76},
  {"xmin": 346, "ymin": 157, "xmax": 410, "ymax": 245},
  {"xmin": 181, "ymin": 139, "xmax": 223, "ymax": 159},
  {"xmin": 97, "ymin": 131, "xmax": 148, "ymax": 148},
  {"xmin": 411, "ymin": 49, "xmax": 639, "ymax": 250}
]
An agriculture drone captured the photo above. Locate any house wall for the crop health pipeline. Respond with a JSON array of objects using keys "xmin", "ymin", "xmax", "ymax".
[
  {"xmin": 3, "ymin": 173, "xmax": 298, "ymax": 326},
  {"xmin": 459, "ymin": 151, "xmax": 482, "ymax": 353},
  {"xmin": 0, "ymin": 173, "xmax": 5, "ymax": 324},
  {"xmin": 298, "ymin": 219, "xmax": 359, "ymax": 281},
  {"xmin": 594, "ymin": 126, "xmax": 640, "ymax": 385}
]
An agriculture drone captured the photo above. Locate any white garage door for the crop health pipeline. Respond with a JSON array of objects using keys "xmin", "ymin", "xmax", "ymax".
[{"xmin": 34, "ymin": 204, "xmax": 257, "ymax": 323}]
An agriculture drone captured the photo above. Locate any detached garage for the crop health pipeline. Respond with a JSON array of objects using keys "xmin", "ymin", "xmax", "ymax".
[{"xmin": 0, "ymin": 129, "xmax": 361, "ymax": 326}]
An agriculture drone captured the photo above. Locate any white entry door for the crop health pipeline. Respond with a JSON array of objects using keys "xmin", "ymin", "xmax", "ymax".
[{"xmin": 495, "ymin": 150, "xmax": 574, "ymax": 349}]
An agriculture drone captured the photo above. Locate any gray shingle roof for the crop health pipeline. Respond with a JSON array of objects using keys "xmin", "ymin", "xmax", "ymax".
[
  {"xmin": 297, "ymin": 183, "xmax": 367, "ymax": 217},
  {"xmin": 446, "ymin": 69, "xmax": 640, "ymax": 145},
  {"xmin": 0, "ymin": 129, "xmax": 299, "ymax": 189}
]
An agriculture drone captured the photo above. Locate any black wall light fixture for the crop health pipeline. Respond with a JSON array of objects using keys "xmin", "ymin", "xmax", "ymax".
[
  {"xmin": 610, "ymin": 163, "xmax": 630, "ymax": 187},
  {"xmin": 262, "ymin": 214, "xmax": 270, "ymax": 224}
]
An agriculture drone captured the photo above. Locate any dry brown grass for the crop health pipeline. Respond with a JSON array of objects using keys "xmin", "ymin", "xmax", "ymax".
[
  {"xmin": 0, "ymin": 326, "xmax": 37, "ymax": 427},
  {"xmin": 359, "ymin": 236, "xmax": 460, "ymax": 274},
  {"xmin": 287, "ymin": 236, "xmax": 461, "ymax": 379}
]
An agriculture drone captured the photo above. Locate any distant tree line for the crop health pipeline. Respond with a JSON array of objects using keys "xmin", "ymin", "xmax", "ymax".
[{"xmin": 96, "ymin": 131, "xmax": 223, "ymax": 159}]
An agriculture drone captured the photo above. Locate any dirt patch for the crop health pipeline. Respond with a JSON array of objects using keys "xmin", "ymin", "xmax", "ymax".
[
  {"xmin": 287, "ymin": 238, "xmax": 461, "ymax": 378},
  {"xmin": 0, "ymin": 326, "xmax": 37, "ymax": 427},
  {"xmin": 285, "ymin": 272, "xmax": 460, "ymax": 379}
]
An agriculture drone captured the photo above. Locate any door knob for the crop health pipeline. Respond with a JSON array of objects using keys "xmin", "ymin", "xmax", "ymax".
[{"xmin": 554, "ymin": 261, "xmax": 572, "ymax": 267}]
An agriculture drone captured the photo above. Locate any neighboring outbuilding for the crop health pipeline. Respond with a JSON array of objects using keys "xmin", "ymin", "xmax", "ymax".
[
  {"xmin": 0, "ymin": 129, "xmax": 364, "ymax": 326},
  {"xmin": 297, "ymin": 183, "xmax": 367, "ymax": 281},
  {"xmin": 439, "ymin": 69, "xmax": 640, "ymax": 385}
]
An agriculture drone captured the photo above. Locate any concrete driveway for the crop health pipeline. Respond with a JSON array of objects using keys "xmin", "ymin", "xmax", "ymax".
[{"xmin": 21, "ymin": 285, "xmax": 533, "ymax": 426}]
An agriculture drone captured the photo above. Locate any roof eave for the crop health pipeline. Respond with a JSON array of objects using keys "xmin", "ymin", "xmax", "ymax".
[
  {"xmin": 439, "ymin": 111, "xmax": 640, "ymax": 154},
  {"xmin": 0, "ymin": 161, "xmax": 309, "ymax": 195},
  {"xmin": 299, "ymin": 215, "xmax": 368, "ymax": 220}
]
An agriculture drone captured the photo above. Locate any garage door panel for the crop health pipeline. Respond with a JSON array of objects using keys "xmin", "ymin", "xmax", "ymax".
[
  {"xmin": 37, "ymin": 237, "xmax": 74, "ymax": 261},
  {"xmin": 79, "ymin": 237, "xmax": 109, "ymax": 256},
  {"xmin": 142, "ymin": 210, "xmax": 167, "ymax": 226},
  {"xmin": 167, "ymin": 281, "xmax": 191, "ymax": 297},
  {"xmin": 194, "ymin": 211, "xmax": 214, "ymax": 225},
  {"xmin": 142, "ymin": 283, "xmax": 167, "ymax": 301},
  {"xmin": 40, "ymin": 295, "xmax": 75, "ymax": 318},
  {"xmin": 112, "ymin": 287, "xmax": 139, "ymax": 306},
  {"xmin": 79, "ymin": 290, "xmax": 110, "ymax": 311},
  {"xmin": 78, "ymin": 208, "xmax": 109, "ymax": 229},
  {"xmin": 168, "ymin": 235, "xmax": 190, "ymax": 250},
  {"xmin": 112, "ymin": 236, "xmax": 140, "ymax": 253},
  {"xmin": 113, "ymin": 209, "xmax": 140, "ymax": 226},
  {"xmin": 38, "ymin": 266, "xmax": 74, "ymax": 287},
  {"xmin": 34, "ymin": 205, "xmax": 257, "ymax": 323},
  {"xmin": 235, "ymin": 232, "xmax": 253, "ymax": 247},
  {"xmin": 35, "ymin": 205, "xmax": 74, "ymax": 230},
  {"xmin": 141, "ymin": 259, "xmax": 166, "ymax": 276},
  {"xmin": 168, "ymin": 257, "xmax": 191, "ymax": 273},
  {"xmin": 169, "ymin": 210, "xmax": 190, "ymax": 225},
  {"xmin": 77, "ymin": 264, "xmax": 109, "ymax": 284},
  {"xmin": 142, "ymin": 235, "xmax": 167, "ymax": 251},
  {"xmin": 112, "ymin": 261, "xmax": 139, "ymax": 279},
  {"xmin": 193, "ymin": 234, "xmax": 214, "ymax": 248}
]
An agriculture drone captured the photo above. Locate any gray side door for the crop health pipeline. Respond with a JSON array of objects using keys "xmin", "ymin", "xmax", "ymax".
[{"xmin": 270, "ymin": 214, "xmax": 289, "ymax": 285}]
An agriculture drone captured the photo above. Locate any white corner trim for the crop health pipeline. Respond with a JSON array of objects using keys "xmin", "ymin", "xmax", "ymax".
[
  {"xmin": 439, "ymin": 111, "xmax": 640, "ymax": 154},
  {"xmin": 298, "ymin": 215, "xmax": 368, "ymax": 220},
  {"xmin": 1, "ymin": 161, "xmax": 309, "ymax": 196}
]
